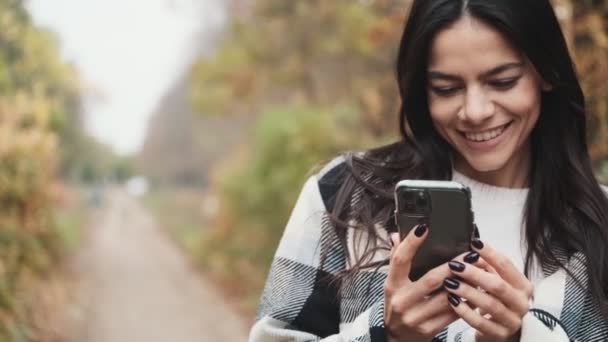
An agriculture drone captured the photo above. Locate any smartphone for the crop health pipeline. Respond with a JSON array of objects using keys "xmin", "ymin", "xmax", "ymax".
[{"xmin": 394, "ymin": 180, "xmax": 475, "ymax": 281}]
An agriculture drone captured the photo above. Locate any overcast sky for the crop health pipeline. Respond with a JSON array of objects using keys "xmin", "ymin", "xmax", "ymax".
[{"xmin": 25, "ymin": 0, "xmax": 225, "ymax": 155}]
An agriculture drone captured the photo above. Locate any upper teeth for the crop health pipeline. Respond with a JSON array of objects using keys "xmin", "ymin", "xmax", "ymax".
[{"xmin": 465, "ymin": 124, "xmax": 508, "ymax": 142}]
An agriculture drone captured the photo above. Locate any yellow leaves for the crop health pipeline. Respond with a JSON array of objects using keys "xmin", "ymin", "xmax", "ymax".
[
  {"xmin": 0, "ymin": 8, "xmax": 23, "ymax": 44},
  {"xmin": 0, "ymin": 0, "xmax": 79, "ymax": 338},
  {"xmin": 569, "ymin": 4, "xmax": 608, "ymax": 161},
  {"xmin": 368, "ymin": 13, "xmax": 406, "ymax": 48},
  {"xmin": 578, "ymin": 13, "xmax": 608, "ymax": 48},
  {"xmin": 0, "ymin": 93, "xmax": 58, "ymax": 232},
  {"xmin": 0, "ymin": 94, "xmax": 59, "ymax": 337},
  {"xmin": 361, "ymin": 86, "xmax": 384, "ymax": 126}
]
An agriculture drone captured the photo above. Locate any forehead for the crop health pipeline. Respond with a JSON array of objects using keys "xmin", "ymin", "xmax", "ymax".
[{"xmin": 428, "ymin": 16, "xmax": 522, "ymax": 73}]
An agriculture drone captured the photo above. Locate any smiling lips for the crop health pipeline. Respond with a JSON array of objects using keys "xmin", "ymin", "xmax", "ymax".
[{"xmin": 462, "ymin": 122, "xmax": 512, "ymax": 142}]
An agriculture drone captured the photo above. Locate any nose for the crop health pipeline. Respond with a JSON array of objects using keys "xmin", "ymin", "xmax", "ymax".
[{"xmin": 461, "ymin": 86, "xmax": 495, "ymax": 123}]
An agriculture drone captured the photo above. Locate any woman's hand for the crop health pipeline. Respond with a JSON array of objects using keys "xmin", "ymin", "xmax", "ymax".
[
  {"xmin": 384, "ymin": 225, "xmax": 460, "ymax": 342},
  {"xmin": 443, "ymin": 240, "xmax": 534, "ymax": 341}
]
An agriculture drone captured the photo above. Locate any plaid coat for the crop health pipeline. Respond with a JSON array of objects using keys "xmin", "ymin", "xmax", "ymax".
[{"xmin": 249, "ymin": 156, "xmax": 608, "ymax": 341}]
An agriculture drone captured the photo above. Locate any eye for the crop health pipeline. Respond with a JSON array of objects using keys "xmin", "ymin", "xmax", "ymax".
[
  {"xmin": 488, "ymin": 77, "xmax": 520, "ymax": 90},
  {"xmin": 430, "ymin": 86, "xmax": 462, "ymax": 97}
]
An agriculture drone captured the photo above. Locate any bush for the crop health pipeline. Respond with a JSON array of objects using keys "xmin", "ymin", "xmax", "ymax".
[{"xmin": 200, "ymin": 105, "xmax": 371, "ymax": 310}]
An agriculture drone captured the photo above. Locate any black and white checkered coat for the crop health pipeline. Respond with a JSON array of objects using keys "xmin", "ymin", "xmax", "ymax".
[{"xmin": 249, "ymin": 157, "xmax": 608, "ymax": 341}]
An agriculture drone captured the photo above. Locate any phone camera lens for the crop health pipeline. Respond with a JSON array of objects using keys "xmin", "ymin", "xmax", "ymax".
[
  {"xmin": 400, "ymin": 191, "xmax": 416, "ymax": 212},
  {"xmin": 403, "ymin": 191, "xmax": 414, "ymax": 201},
  {"xmin": 415, "ymin": 191, "xmax": 428, "ymax": 208}
]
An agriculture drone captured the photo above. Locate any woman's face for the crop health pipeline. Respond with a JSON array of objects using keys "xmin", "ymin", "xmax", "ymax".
[{"xmin": 427, "ymin": 16, "xmax": 548, "ymax": 185}]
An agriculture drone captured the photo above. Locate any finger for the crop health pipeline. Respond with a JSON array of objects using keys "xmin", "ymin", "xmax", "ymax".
[
  {"xmin": 472, "ymin": 257, "xmax": 498, "ymax": 275},
  {"xmin": 443, "ymin": 277, "xmax": 522, "ymax": 332},
  {"xmin": 386, "ymin": 224, "xmax": 429, "ymax": 289},
  {"xmin": 443, "ymin": 252, "xmax": 494, "ymax": 311},
  {"xmin": 455, "ymin": 252, "xmax": 498, "ymax": 275},
  {"xmin": 472, "ymin": 239, "xmax": 533, "ymax": 295},
  {"xmin": 389, "ymin": 233, "xmax": 399, "ymax": 261},
  {"xmin": 416, "ymin": 310, "xmax": 459, "ymax": 337},
  {"xmin": 392, "ymin": 262, "xmax": 452, "ymax": 308},
  {"xmin": 399, "ymin": 291, "xmax": 454, "ymax": 326},
  {"xmin": 447, "ymin": 260, "xmax": 529, "ymax": 315},
  {"xmin": 447, "ymin": 294, "xmax": 512, "ymax": 339},
  {"xmin": 390, "ymin": 233, "xmax": 400, "ymax": 250},
  {"xmin": 450, "ymin": 252, "xmax": 495, "ymax": 278},
  {"xmin": 465, "ymin": 254, "xmax": 525, "ymax": 316}
]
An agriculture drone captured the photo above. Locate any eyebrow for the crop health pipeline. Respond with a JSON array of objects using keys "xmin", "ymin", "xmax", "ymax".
[{"xmin": 428, "ymin": 62, "xmax": 525, "ymax": 81}]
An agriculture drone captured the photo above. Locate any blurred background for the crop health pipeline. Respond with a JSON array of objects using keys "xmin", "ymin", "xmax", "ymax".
[{"xmin": 0, "ymin": 0, "xmax": 606, "ymax": 341}]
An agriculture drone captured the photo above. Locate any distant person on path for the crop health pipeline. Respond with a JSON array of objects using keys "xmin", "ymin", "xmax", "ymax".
[{"xmin": 250, "ymin": 0, "xmax": 608, "ymax": 341}]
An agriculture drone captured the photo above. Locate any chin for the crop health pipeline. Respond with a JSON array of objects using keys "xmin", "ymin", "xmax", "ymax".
[{"xmin": 461, "ymin": 154, "xmax": 509, "ymax": 173}]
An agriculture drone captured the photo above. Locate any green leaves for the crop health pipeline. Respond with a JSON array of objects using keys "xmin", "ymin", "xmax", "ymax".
[
  {"xmin": 189, "ymin": 0, "xmax": 404, "ymax": 123},
  {"xmin": 187, "ymin": 0, "xmax": 608, "ymax": 315},
  {"xmin": 0, "ymin": 0, "xmax": 83, "ymax": 337},
  {"xmin": 198, "ymin": 105, "xmax": 372, "ymax": 307}
]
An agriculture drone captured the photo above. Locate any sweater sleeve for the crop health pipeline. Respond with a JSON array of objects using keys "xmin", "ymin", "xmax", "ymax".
[
  {"xmin": 518, "ymin": 310, "xmax": 570, "ymax": 341},
  {"xmin": 248, "ymin": 175, "xmax": 389, "ymax": 342},
  {"xmin": 518, "ymin": 267, "xmax": 571, "ymax": 342},
  {"xmin": 514, "ymin": 253, "xmax": 606, "ymax": 341}
]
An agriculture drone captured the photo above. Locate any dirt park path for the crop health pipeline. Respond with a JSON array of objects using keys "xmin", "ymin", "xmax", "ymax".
[{"xmin": 65, "ymin": 188, "xmax": 249, "ymax": 342}]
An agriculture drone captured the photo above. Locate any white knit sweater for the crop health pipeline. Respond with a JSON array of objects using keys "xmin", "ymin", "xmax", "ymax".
[{"xmin": 449, "ymin": 171, "xmax": 544, "ymax": 340}]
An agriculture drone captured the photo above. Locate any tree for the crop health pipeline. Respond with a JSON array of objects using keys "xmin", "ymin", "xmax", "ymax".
[
  {"xmin": 139, "ymin": 71, "xmax": 252, "ymax": 187},
  {"xmin": 189, "ymin": 0, "xmax": 412, "ymax": 136}
]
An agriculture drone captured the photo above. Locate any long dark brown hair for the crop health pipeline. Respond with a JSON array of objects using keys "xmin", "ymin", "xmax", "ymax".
[{"xmin": 329, "ymin": 0, "xmax": 608, "ymax": 316}]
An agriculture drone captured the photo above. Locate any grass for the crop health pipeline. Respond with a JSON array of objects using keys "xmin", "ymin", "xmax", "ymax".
[
  {"xmin": 4, "ymin": 184, "xmax": 90, "ymax": 341},
  {"xmin": 141, "ymin": 188, "xmax": 261, "ymax": 321},
  {"xmin": 53, "ymin": 205, "xmax": 84, "ymax": 254},
  {"xmin": 141, "ymin": 188, "xmax": 207, "ymax": 257},
  {"xmin": 52, "ymin": 184, "xmax": 95, "ymax": 255}
]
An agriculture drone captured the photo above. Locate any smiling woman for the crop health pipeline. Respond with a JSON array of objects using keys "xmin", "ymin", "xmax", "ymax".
[
  {"xmin": 250, "ymin": 0, "xmax": 608, "ymax": 341},
  {"xmin": 426, "ymin": 17, "xmax": 549, "ymax": 187}
]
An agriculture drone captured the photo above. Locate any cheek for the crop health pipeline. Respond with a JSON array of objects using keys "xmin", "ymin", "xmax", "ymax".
[
  {"xmin": 428, "ymin": 95, "xmax": 460, "ymax": 130},
  {"xmin": 500, "ymin": 78, "xmax": 542, "ymax": 120}
]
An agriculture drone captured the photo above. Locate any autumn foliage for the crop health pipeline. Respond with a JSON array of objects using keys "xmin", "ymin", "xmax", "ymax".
[
  {"xmin": 0, "ymin": 0, "xmax": 80, "ymax": 338},
  {"xmin": 187, "ymin": 0, "xmax": 608, "ymax": 313}
]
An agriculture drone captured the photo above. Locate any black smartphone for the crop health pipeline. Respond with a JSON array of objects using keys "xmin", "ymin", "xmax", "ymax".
[{"xmin": 394, "ymin": 180, "xmax": 475, "ymax": 281}]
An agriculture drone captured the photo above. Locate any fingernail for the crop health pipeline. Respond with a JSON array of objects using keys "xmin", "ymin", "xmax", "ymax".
[
  {"xmin": 449, "ymin": 260, "xmax": 465, "ymax": 272},
  {"xmin": 448, "ymin": 293, "xmax": 460, "ymax": 307},
  {"xmin": 472, "ymin": 239, "xmax": 484, "ymax": 250},
  {"xmin": 464, "ymin": 251, "xmax": 480, "ymax": 264},
  {"xmin": 474, "ymin": 224, "xmax": 480, "ymax": 238},
  {"xmin": 414, "ymin": 224, "xmax": 428, "ymax": 237},
  {"xmin": 444, "ymin": 278, "xmax": 460, "ymax": 290}
]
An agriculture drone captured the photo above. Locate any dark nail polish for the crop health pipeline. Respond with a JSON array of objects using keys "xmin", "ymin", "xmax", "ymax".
[
  {"xmin": 444, "ymin": 278, "xmax": 460, "ymax": 290},
  {"xmin": 449, "ymin": 260, "xmax": 466, "ymax": 273},
  {"xmin": 472, "ymin": 239, "xmax": 484, "ymax": 250},
  {"xmin": 414, "ymin": 224, "xmax": 428, "ymax": 237},
  {"xmin": 464, "ymin": 252, "xmax": 480, "ymax": 264},
  {"xmin": 448, "ymin": 293, "xmax": 460, "ymax": 307}
]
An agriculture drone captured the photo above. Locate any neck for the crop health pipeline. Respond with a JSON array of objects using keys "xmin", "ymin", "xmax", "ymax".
[{"xmin": 453, "ymin": 143, "xmax": 531, "ymax": 189}]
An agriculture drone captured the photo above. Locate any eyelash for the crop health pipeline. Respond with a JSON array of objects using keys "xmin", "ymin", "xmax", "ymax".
[
  {"xmin": 431, "ymin": 87, "xmax": 461, "ymax": 97},
  {"xmin": 488, "ymin": 78, "xmax": 519, "ymax": 89},
  {"xmin": 431, "ymin": 77, "xmax": 520, "ymax": 97}
]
